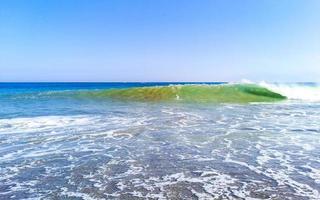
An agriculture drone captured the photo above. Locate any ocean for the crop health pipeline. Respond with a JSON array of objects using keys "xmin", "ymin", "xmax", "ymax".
[{"xmin": 0, "ymin": 82, "xmax": 319, "ymax": 199}]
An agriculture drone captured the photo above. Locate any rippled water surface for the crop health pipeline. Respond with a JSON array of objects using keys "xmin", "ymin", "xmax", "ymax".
[{"xmin": 0, "ymin": 83, "xmax": 319, "ymax": 199}]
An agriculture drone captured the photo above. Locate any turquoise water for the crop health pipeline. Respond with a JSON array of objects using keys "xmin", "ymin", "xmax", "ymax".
[{"xmin": 0, "ymin": 82, "xmax": 320, "ymax": 199}]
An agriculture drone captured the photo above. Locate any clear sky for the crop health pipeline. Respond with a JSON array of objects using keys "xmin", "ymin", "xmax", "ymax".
[{"xmin": 0, "ymin": 0, "xmax": 319, "ymax": 82}]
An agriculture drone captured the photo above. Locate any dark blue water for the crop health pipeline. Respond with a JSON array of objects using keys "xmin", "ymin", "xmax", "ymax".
[{"xmin": 0, "ymin": 82, "xmax": 225, "ymax": 92}]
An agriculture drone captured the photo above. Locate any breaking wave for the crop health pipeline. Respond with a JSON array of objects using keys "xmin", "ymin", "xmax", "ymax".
[
  {"xmin": 258, "ymin": 82, "xmax": 320, "ymax": 102},
  {"xmin": 82, "ymin": 84, "xmax": 286, "ymax": 103},
  {"xmin": 6, "ymin": 82, "xmax": 320, "ymax": 103}
]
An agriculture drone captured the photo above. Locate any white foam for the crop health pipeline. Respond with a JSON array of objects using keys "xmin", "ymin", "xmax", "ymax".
[
  {"xmin": 61, "ymin": 187, "xmax": 98, "ymax": 200},
  {"xmin": 259, "ymin": 82, "xmax": 320, "ymax": 101},
  {"xmin": 0, "ymin": 115, "xmax": 96, "ymax": 134}
]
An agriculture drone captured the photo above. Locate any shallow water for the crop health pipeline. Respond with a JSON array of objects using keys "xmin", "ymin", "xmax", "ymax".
[{"xmin": 0, "ymin": 83, "xmax": 319, "ymax": 199}]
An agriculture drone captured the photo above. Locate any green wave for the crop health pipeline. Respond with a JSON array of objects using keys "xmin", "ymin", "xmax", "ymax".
[{"xmin": 82, "ymin": 84, "xmax": 286, "ymax": 103}]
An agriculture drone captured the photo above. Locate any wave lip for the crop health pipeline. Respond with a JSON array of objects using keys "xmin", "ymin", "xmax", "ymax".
[{"xmin": 83, "ymin": 84, "xmax": 286, "ymax": 103}]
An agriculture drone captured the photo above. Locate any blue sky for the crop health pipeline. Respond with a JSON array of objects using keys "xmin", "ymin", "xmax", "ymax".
[{"xmin": 0, "ymin": 0, "xmax": 319, "ymax": 82}]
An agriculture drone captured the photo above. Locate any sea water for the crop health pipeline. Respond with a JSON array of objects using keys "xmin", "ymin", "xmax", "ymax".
[{"xmin": 0, "ymin": 82, "xmax": 319, "ymax": 199}]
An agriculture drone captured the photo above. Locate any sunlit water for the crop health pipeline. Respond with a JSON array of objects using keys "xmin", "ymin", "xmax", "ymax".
[{"xmin": 0, "ymin": 83, "xmax": 319, "ymax": 200}]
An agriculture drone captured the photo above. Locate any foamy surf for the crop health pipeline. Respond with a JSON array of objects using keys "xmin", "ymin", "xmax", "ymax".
[{"xmin": 1, "ymin": 82, "xmax": 320, "ymax": 200}]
